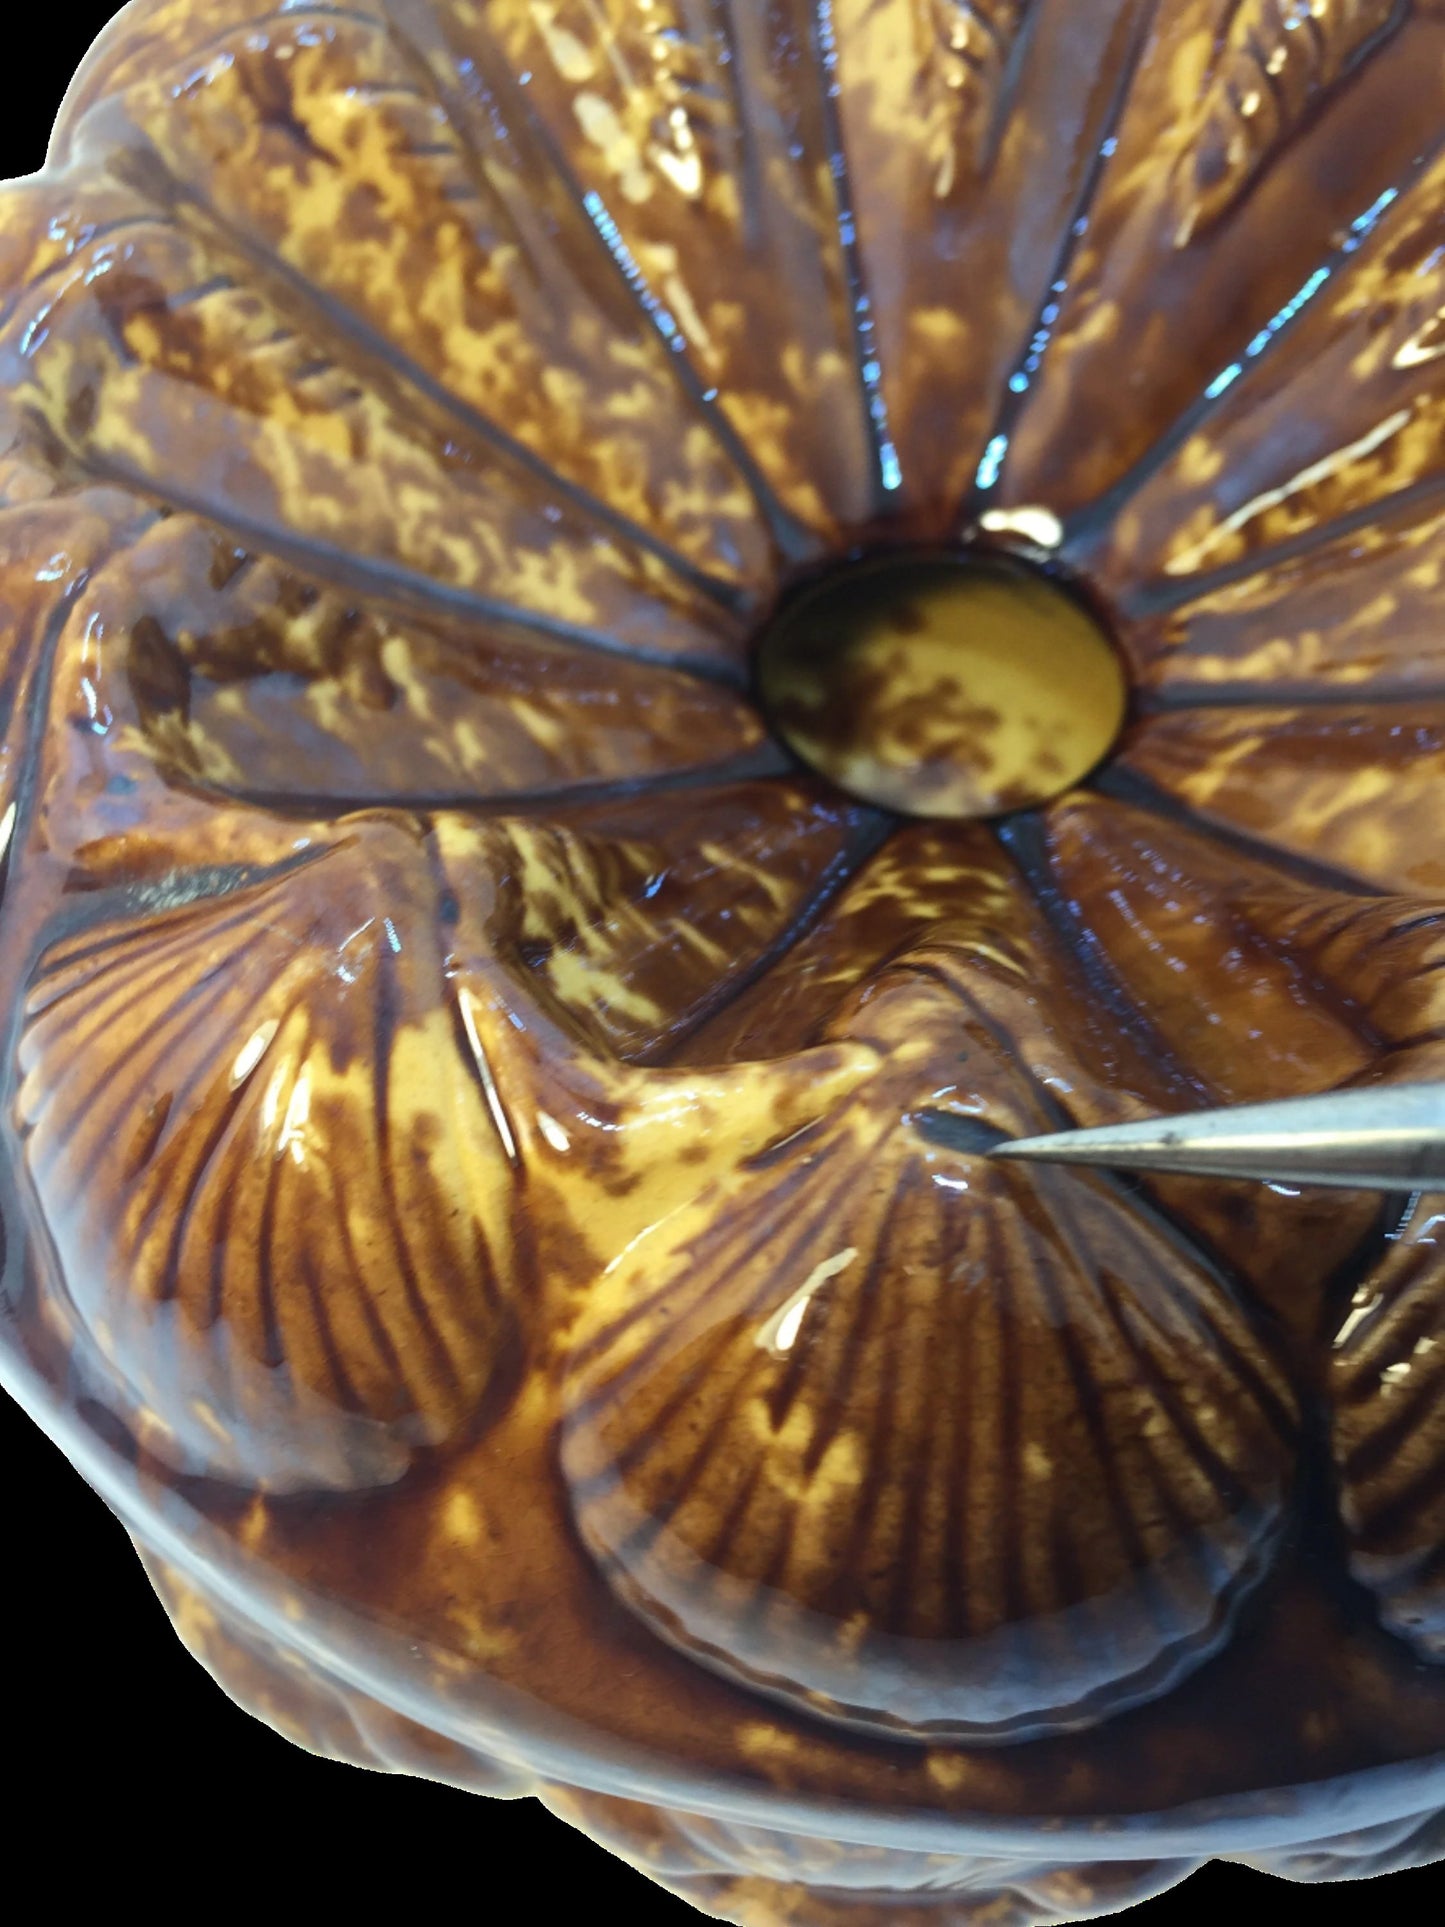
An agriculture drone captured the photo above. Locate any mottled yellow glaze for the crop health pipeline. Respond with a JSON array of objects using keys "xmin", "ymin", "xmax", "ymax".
[
  {"xmin": 6, "ymin": 4, "xmax": 1445, "ymax": 1925},
  {"xmin": 756, "ymin": 555, "xmax": 1127, "ymax": 816}
]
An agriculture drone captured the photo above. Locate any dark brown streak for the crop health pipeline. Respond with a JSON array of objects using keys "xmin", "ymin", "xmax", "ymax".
[
  {"xmin": 0, "ymin": 532, "xmax": 166, "ymax": 1320},
  {"xmin": 376, "ymin": 0, "xmax": 813, "ymax": 562},
  {"xmin": 252, "ymin": 1049, "xmax": 295, "ymax": 1370},
  {"xmin": 1373, "ymin": 1022, "xmax": 1445, "ymax": 1053},
  {"xmin": 583, "ymin": 1175, "xmax": 844, "ymax": 1497},
  {"xmin": 983, "ymin": 1204, "xmax": 1029, "ymax": 1632},
  {"xmin": 957, "ymin": 0, "xmax": 1161, "ymax": 530},
  {"xmin": 1230, "ymin": 904, "xmax": 1388, "ymax": 1062},
  {"xmin": 947, "ymin": 958, "xmax": 1300, "ymax": 1432},
  {"xmin": 1055, "ymin": 1183, "xmax": 1261, "ymax": 1516},
  {"xmin": 419, "ymin": 1012, "xmax": 510, "ymax": 1328},
  {"xmin": 978, "ymin": 0, "xmax": 1040, "ymax": 176},
  {"xmin": 833, "ymin": 1183, "xmax": 912, "ymax": 1594},
  {"xmin": 201, "ymin": 1087, "xmax": 248, "ymax": 1336},
  {"xmin": 354, "ymin": 36, "xmax": 531, "ymax": 248},
  {"xmin": 99, "ymin": 968, "xmax": 260, "ymax": 1287},
  {"xmin": 39, "ymin": 868, "xmax": 302, "ymax": 997},
  {"xmin": 709, "ymin": 1421, "xmax": 783, "ymax": 1593},
  {"xmin": 0, "ymin": 215, "xmax": 153, "ymax": 335},
  {"xmin": 600, "ymin": 1332, "xmax": 760, "ymax": 1566},
  {"xmin": 294, "ymin": 1235, "xmax": 365, "ymax": 1414},
  {"xmin": 1140, "ymin": 680, "xmax": 1445, "ymax": 714},
  {"xmin": 939, "ymin": 1202, "xmax": 973, "ymax": 1635},
  {"xmin": 1091, "ymin": 760, "xmax": 1394, "ymax": 898},
  {"xmin": 1014, "ymin": 1174, "xmax": 1166, "ymax": 1632},
  {"xmin": 124, "ymin": 133, "xmax": 752, "ymax": 619},
  {"xmin": 570, "ymin": 1147, "xmax": 830, "ymax": 1381},
  {"xmin": 1090, "ymin": 1164, "xmax": 1316, "ymax": 1439},
  {"xmin": 995, "ymin": 807, "xmax": 1214, "ymax": 1102},
  {"xmin": 1296, "ymin": 2, "xmax": 1330, "ymax": 70},
  {"xmin": 49, "ymin": 886, "xmax": 262, "ymax": 1004},
  {"xmin": 731, "ymin": 1175, "xmax": 876, "ymax": 1585},
  {"xmin": 1343, "ymin": 1430, "xmax": 1445, "ymax": 1562},
  {"xmin": 641, "ymin": 804, "xmax": 896, "ymax": 1065},
  {"xmin": 884, "ymin": 1190, "xmax": 951, "ymax": 1634},
  {"xmin": 0, "ymin": 508, "xmax": 146, "ymax": 916},
  {"xmin": 32, "ymin": 926, "xmax": 259, "ymax": 1177},
  {"xmin": 801, "ymin": 1181, "xmax": 891, "ymax": 1481},
  {"xmin": 1055, "ymin": 1171, "xmax": 1233, "ymax": 1672},
  {"xmin": 808, "ymin": 0, "xmax": 898, "ymax": 511},
  {"xmin": 759, "ymin": 1155, "xmax": 865, "ymax": 1444},
  {"xmin": 213, "ymin": 744, "xmax": 792, "ymax": 822},
  {"xmin": 1338, "ymin": 906, "xmax": 1445, "ymax": 947},
  {"xmin": 1120, "ymin": 468, "xmax": 1445, "ymax": 623},
  {"xmin": 1062, "ymin": 6, "xmax": 1429, "ymax": 556},
  {"xmin": 20, "ymin": 838, "xmax": 336, "ymax": 967},
  {"xmin": 47, "ymin": 437, "xmax": 750, "ymax": 689},
  {"xmin": 1341, "ymin": 1341, "xmax": 1445, "ymax": 1479},
  {"xmin": 328, "ymin": 1138, "xmax": 411, "ymax": 1388},
  {"xmin": 713, "ymin": 0, "xmax": 766, "ymax": 249},
  {"xmin": 23, "ymin": 919, "xmax": 177, "ymax": 1054},
  {"xmin": 370, "ymin": 947, "xmax": 465, "ymax": 1398}
]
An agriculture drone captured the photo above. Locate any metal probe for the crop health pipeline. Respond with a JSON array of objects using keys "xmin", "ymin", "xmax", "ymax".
[{"xmin": 989, "ymin": 1081, "xmax": 1445, "ymax": 1192}]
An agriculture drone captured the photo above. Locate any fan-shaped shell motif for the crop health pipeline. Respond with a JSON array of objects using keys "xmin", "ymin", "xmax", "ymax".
[
  {"xmin": 7, "ymin": 0, "xmax": 1445, "ymax": 1846},
  {"xmin": 18, "ymin": 819, "xmax": 529, "ymax": 1489},
  {"xmin": 1333, "ymin": 1200, "xmax": 1445, "ymax": 1660},
  {"xmin": 562, "ymin": 879, "xmax": 1300, "ymax": 1742}
]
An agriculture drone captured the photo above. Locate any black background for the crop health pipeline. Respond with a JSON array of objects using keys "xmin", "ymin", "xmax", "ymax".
[{"xmin": 3, "ymin": 5, "xmax": 1441, "ymax": 1918}]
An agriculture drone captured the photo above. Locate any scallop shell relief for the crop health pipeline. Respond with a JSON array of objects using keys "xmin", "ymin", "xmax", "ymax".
[{"xmin": 7, "ymin": 3, "xmax": 1445, "ymax": 1925}]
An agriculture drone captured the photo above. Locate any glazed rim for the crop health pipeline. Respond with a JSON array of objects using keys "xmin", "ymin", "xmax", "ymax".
[
  {"xmin": 6, "ymin": 1326, "xmax": 1445, "ymax": 1859},
  {"xmin": 8, "ymin": 0, "xmax": 1445, "ymax": 1834},
  {"xmin": 750, "ymin": 546, "xmax": 1131, "ymax": 819}
]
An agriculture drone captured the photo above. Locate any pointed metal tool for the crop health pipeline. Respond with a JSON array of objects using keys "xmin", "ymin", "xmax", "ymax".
[{"xmin": 989, "ymin": 1082, "xmax": 1445, "ymax": 1192}]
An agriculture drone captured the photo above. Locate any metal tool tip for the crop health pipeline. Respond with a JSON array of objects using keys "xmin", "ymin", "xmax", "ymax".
[
  {"xmin": 985, "ymin": 1083, "xmax": 1445, "ymax": 1192},
  {"xmin": 987, "ymin": 1130, "xmax": 1167, "ymax": 1170},
  {"xmin": 987, "ymin": 1134, "xmax": 1059, "ymax": 1164}
]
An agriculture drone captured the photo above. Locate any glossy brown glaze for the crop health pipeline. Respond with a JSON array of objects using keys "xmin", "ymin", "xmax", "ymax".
[
  {"xmin": 755, "ymin": 554, "xmax": 1127, "ymax": 815},
  {"xmin": 7, "ymin": 4, "xmax": 1445, "ymax": 1923}
]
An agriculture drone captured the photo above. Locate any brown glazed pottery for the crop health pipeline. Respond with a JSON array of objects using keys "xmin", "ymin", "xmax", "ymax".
[{"xmin": 7, "ymin": 1, "xmax": 1445, "ymax": 1919}]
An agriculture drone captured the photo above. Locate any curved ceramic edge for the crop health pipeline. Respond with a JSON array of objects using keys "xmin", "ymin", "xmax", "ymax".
[
  {"xmin": 43, "ymin": 0, "xmax": 157, "ymax": 175},
  {"xmin": 5, "ymin": 1325, "xmax": 1444, "ymax": 1860},
  {"xmin": 5, "ymin": 0, "xmax": 1445, "ymax": 1887}
]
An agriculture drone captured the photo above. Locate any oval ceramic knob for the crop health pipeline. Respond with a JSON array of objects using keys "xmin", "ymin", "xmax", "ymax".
[{"xmin": 6, "ymin": 3, "xmax": 1445, "ymax": 1922}]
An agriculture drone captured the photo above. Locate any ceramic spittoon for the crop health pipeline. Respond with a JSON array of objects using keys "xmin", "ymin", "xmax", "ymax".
[{"xmin": 6, "ymin": 1, "xmax": 1445, "ymax": 1919}]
